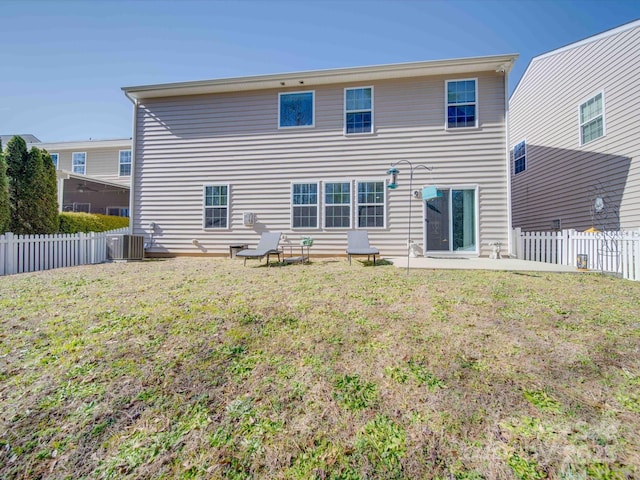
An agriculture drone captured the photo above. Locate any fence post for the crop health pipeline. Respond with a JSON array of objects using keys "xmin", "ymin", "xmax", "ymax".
[
  {"xmin": 6, "ymin": 233, "xmax": 17, "ymax": 275},
  {"xmin": 79, "ymin": 232, "xmax": 86, "ymax": 265},
  {"xmin": 629, "ymin": 231, "xmax": 640, "ymax": 281},
  {"xmin": 90, "ymin": 232, "xmax": 98, "ymax": 264},
  {"xmin": 514, "ymin": 227, "xmax": 523, "ymax": 259}
]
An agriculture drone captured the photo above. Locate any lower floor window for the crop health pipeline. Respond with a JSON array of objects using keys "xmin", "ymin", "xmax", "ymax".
[
  {"xmin": 204, "ymin": 185, "xmax": 229, "ymax": 229},
  {"xmin": 107, "ymin": 207, "xmax": 129, "ymax": 217},
  {"xmin": 292, "ymin": 183, "xmax": 318, "ymax": 228},
  {"xmin": 357, "ymin": 181, "xmax": 385, "ymax": 228},
  {"xmin": 291, "ymin": 180, "xmax": 385, "ymax": 229},
  {"xmin": 65, "ymin": 202, "xmax": 90, "ymax": 213},
  {"xmin": 325, "ymin": 182, "xmax": 351, "ymax": 228}
]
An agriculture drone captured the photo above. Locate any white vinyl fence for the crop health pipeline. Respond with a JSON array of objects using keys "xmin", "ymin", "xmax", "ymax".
[
  {"xmin": 513, "ymin": 227, "xmax": 640, "ymax": 281},
  {"xmin": 0, "ymin": 228, "xmax": 129, "ymax": 276}
]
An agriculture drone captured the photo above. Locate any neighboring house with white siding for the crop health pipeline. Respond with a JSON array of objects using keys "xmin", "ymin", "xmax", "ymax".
[
  {"xmin": 510, "ymin": 19, "xmax": 640, "ymax": 232},
  {"xmin": 27, "ymin": 138, "xmax": 132, "ymax": 216},
  {"xmin": 122, "ymin": 54, "xmax": 517, "ymax": 258}
]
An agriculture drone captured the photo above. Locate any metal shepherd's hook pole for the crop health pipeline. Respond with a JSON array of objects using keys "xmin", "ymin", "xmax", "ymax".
[{"xmin": 386, "ymin": 160, "xmax": 432, "ymax": 274}]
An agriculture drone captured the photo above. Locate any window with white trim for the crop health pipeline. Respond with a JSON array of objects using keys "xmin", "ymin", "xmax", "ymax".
[
  {"xmin": 72, "ymin": 152, "xmax": 86, "ymax": 175},
  {"xmin": 50, "ymin": 153, "xmax": 59, "ymax": 169},
  {"xmin": 107, "ymin": 207, "xmax": 129, "ymax": 217},
  {"xmin": 446, "ymin": 79, "xmax": 477, "ymax": 128},
  {"xmin": 119, "ymin": 150, "xmax": 132, "ymax": 176},
  {"xmin": 357, "ymin": 181, "xmax": 385, "ymax": 228},
  {"xmin": 204, "ymin": 185, "xmax": 229, "ymax": 229},
  {"xmin": 73, "ymin": 202, "xmax": 90, "ymax": 213},
  {"xmin": 324, "ymin": 182, "xmax": 351, "ymax": 228},
  {"xmin": 291, "ymin": 182, "xmax": 318, "ymax": 228},
  {"xmin": 580, "ymin": 92, "xmax": 604, "ymax": 145},
  {"xmin": 513, "ymin": 140, "xmax": 526, "ymax": 174},
  {"xmin": 345, "ymin": 87, "xmax": 373, "ymax": 134},
  {"xmin": 279, "ymin": 91, "xmax": 314, "ymax": 128}
]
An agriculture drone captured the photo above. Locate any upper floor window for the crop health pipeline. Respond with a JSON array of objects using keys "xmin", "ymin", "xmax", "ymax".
[
  {"xmin": 580, "ymin": 92, "xmax": 605, "ymax": 145},
  {"xmin": 204, "ymin": 185, "xmax": 229, "ymax": 229},
  {"xmin": 357, "ymin": 181, "xmax": 385, "ymax": 228},
  {"xmin": 446, "ymin": 79, "xmax": 477, "ymax": 128},
  {"xmin": 279, "ymin": 91, "xmax": 314, "ymax": 128},
  {"xmin": 119, "ymin": 150, "xmax": 132, "ymax": 176},
  {"xmin": 72, "ymin": 152, "xmax": 86, "ymax": 175},
  {"xmin": 291, "ymin": 182, "xmax": 318, "ymax": 228},
  {"xmin": 50, "ymin": 153, "xmax": 59, "ymax": 169},
  {"xmin": 513, "ymin": 140, "xmax": 526, "ymax": 174},
  {"xmin": 345, "ymin": 87, "xmax": 373, "ymax": 134},
  {"xmin": 324, "ymin": 182, "xmax": 351, "ymax": 228}
]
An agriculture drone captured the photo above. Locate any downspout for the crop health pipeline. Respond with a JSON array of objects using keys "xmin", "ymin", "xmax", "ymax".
[
  {"xmin": 503, "ymin": 68, "xmax": 514, "ymax": 257},
  {"xmin": 123, "ymin": 90, "xmax": 138, "ymax": 236}
]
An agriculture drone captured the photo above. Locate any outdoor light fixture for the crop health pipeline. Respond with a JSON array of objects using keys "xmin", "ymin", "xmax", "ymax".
[{"xmin": 386, "ymin": 160, "xmax": 433, "ymax": 273}]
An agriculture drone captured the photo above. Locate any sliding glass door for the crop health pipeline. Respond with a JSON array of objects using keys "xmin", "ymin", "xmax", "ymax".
[{"xmin": 424, "ymin": 188, "xmax": 477, "ymax": 253}]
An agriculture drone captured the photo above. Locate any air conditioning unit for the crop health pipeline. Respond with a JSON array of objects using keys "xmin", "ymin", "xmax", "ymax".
[
  {"xmin": 243, "ymin": 212, "xmax": 255, "ymax": 226},
  {"xmin": 107, "ymin": 235, "xmax": 144, "ymax": 261}
]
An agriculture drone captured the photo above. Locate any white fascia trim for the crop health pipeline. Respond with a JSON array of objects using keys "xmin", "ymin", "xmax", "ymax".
[
  {"xmin": 122, "ymin": 54, "xmax": 518, "ymax": 100},
  {"xmin": 33, "ymin": 138, "xmax": 132, "ymax": 150}
]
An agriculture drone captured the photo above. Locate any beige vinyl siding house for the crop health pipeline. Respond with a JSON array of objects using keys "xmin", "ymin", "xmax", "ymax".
[
  {"xmin": 29, "ymin": 138, "xmax": 132, "ymax": 216},
  {"xmin": 510, "ymin": 19, "xmax": 640, "ymax": 232},
  {"xmin": 123, "ymin": 55, "xmax": 517, "ymax": 257}
]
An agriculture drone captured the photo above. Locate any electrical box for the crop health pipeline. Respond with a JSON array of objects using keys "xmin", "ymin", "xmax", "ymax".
[{"xmin": 243, "ymin": 212, "xmax": 255, "ymax": 226}]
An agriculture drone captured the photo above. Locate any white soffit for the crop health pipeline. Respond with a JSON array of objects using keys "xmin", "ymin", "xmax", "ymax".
[
  {"xmin": 32, "ymin": 138, "xmax": 132, "ymax": 150},
  {"xmin": 122, "ymin": 54, "xmax": 518, "ymax": 100}
]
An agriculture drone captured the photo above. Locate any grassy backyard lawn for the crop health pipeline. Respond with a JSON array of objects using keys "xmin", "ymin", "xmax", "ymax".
[{"xmin": 1, "ymin": 257, "xmax": 639, "ymax": 479}]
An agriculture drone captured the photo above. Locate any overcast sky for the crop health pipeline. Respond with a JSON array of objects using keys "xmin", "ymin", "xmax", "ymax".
[{"xmin": 1, "ymin": 0, "xmax": 638, "ymax": 142}]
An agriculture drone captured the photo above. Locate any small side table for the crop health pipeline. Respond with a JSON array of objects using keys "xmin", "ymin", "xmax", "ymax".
[
  {"xmin": 283, "ymin": 244, "xmax": 311, "ymax": 264},
  {"xmin": 229, "ymin": 244, "xmax": 248, "ymax": 258}
]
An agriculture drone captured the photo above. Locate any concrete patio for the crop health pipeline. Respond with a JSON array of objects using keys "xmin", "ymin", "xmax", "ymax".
[{"xmin": 387, "ymin": 256, "xmax": 581, "ymax": 273}]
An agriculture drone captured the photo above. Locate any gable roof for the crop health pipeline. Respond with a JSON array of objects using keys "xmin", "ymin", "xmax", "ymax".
[
  {"xmin": 1, "ymin": 134, "xmax": 41, "ymax": 146},
  {"xmin": 122, "ymin": 54, "xmax": 518, "ymax": 101},
  {"xmin": 511, "ymin": 18, "xmax": 640, "ymax": 99}
]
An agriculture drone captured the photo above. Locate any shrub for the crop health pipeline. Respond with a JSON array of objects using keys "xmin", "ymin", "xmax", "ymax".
[{"xmin": 58, "ymin": 212, "xmax": 129, "ymax": 233}]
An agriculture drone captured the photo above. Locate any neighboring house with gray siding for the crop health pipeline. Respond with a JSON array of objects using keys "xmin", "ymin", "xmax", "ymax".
[
  {"xmin": 510, "ymin": 19, "xmax": 640, "ymax": 232},
  {"xmin": 123, "ymin": 54, "xmax": 517, "ymax": 257},
  {"xmin": 1, "ymin": 134, "xmax": 41, "ymax": 146},
  {"xmin": 27, "ymin": 138, "xmax": 132, "ymax": 216}
]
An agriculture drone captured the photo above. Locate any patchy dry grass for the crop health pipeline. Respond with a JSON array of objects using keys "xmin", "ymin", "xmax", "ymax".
[{"xmin": 1, "ymin": 257, "xmax": 639, "ymax": 479}]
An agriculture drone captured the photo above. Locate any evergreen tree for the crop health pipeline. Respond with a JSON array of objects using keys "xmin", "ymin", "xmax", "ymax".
[
  {"xmin": 0, "ymin": 141, "xmax": 10, "ymax": 233},
  {"xmin": 24, "ymin": 147, "xmax": 46, "ymax": 233},
  {"xmin": 6, "ymin": 136, "xmax": 30, "ymax": 234},
  {"xmin": 4, "ymin": 137, "xmax": 58, "ymax": 234},
  {"xmin": 39, "ymin": 149, "xmax": 59, "ymax": 233}
]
